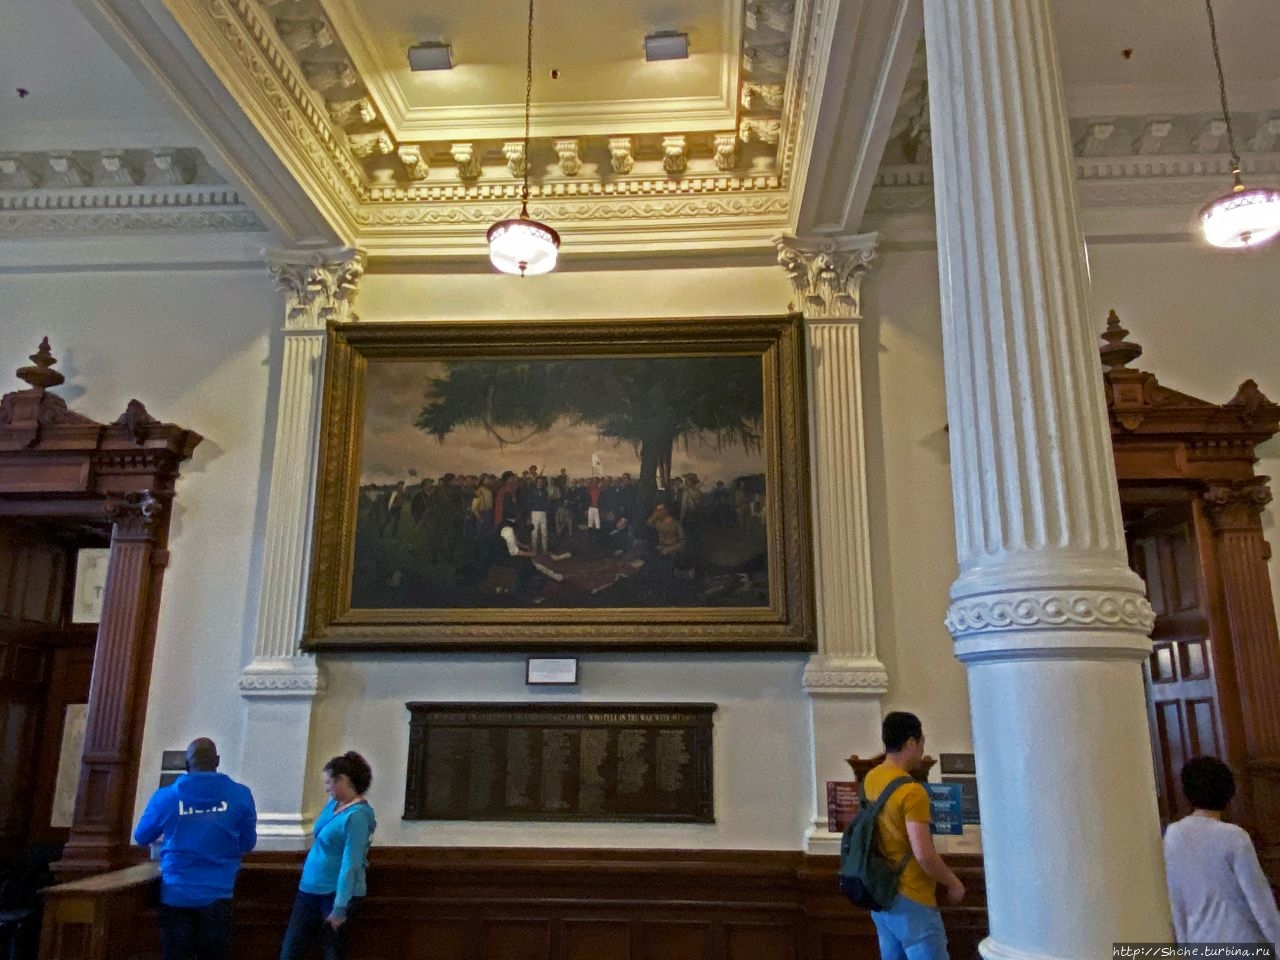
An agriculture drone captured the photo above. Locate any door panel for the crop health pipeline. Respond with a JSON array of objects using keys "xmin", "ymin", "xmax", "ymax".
[{"xmin": 1128, "ymin": 505, "xmax": 1224, "ymax": 824}]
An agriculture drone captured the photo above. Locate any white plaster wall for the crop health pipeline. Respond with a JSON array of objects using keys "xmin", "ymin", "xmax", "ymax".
[
  {"xmin": 307, "ymin": 264, "xmax": 816, "ymax": 848},
  {"xmin": 0, "ymin": 266, "xmax": 279, "ymax": 816}
]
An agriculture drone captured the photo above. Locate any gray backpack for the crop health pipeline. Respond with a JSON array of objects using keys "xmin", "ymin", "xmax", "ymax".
[{"xmin": 837, "ymin": 775, "xmax": 914, "ymax": 911}]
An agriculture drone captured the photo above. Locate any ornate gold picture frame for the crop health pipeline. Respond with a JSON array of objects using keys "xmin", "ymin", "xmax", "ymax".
[{"xmin": 304, "ymin": 316, "xmax": 814, "ymax": 650}]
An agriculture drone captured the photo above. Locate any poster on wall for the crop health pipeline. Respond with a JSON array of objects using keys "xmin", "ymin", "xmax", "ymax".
[
  {"xmin": 305, "ymin": 318, "xmax": 815, "ymax": 651},
  {"xmin": 926, "ymin": 782, "xmax": 965, "ymax": 835}
]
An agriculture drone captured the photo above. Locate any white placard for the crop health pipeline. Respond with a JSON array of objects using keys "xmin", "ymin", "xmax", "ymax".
[
  {"xmin": 71, "ymin": 548, "xmax": 110, "ymax": 623},
  {"xmin": 525, "ymin": 657, "xmax": 579, "ymax": 685},
  {"xmin": 50, "ymin": 703, "xmax": 89, "ymax": 828}
]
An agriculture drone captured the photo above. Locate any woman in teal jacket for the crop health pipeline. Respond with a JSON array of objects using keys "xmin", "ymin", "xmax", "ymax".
[{"xmin": 278, "ymin": 751, "xmax": 376, "ymax": 960}]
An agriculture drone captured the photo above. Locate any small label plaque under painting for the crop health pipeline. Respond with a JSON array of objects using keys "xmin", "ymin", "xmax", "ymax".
[{"xmin": 404, "ymin": 702, "xmax": 715, "ymax": 823}]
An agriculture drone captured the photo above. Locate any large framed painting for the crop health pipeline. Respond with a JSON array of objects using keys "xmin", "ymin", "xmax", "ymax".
[{"xmin": 304, "ymin": 316, "xmax": 814, "ymax": 650}]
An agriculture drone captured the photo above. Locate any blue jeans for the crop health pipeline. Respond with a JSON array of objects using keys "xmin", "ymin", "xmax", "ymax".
[
  {"xmin": 278, "ymin": 891, "xmax": 358, "ymax": 960},
  {"xmin": 871, "ymin": 894, "xmax": 950, "ymax": 960}
]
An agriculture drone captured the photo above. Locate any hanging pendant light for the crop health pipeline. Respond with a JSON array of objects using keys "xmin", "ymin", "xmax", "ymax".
[
  {"xmin": 487, "ymin": 0, "xmax": 560, "ymax": 275},
  {"xmin": 1197, "ymin": 0, "xmax": 1280, "ymax": 249}
]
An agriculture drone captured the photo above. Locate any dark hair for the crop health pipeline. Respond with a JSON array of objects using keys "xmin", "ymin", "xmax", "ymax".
[
  {"xmin": 324, "ymin": 751, "xmax": 373, "ymax": 795},
  {"xmin": 1180, "ymin": 756, "xmax": 1235, "ymax": 812},
  {"xmin": 882, "ymin": 712, "xmax": 924, "ymax": 752}
]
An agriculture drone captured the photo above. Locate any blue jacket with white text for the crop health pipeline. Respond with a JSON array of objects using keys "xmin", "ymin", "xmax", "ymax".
[{"xmin": 134, "ymin": 771, "xmax": 257, "ymax": 907}]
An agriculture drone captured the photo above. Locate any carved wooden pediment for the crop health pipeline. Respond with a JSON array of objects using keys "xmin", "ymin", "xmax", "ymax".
[
  {"xmin": 0, "ymin": 338, "xmax": 201, "ymax": 499},
  {"xmin": 1100, "ymin": 310, "xmax": 1280, "ymax": 455}
]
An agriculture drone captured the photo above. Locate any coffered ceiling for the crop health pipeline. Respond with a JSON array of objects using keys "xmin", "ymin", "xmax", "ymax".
[{"xmin": 1, "ymin": 0, "xmax": 1278, "ymax": 260}]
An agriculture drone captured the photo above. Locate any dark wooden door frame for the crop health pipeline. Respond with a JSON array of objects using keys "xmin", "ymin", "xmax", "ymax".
[
  {"xmin": 1102, "ymin": 312, "xmax": 1280, "ymax": 877},
  {"xmin": 0, "ymin": 340, "xmax": 200, "ymax": 877}
]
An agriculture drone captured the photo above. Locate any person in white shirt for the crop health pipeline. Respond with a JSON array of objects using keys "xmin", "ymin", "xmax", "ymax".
[{"xmin": 1163, "ymin": 756, "xmax": 1280, "ymax": 947}]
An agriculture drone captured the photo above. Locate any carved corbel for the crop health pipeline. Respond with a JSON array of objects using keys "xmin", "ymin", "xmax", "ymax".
[
  {"xmin": 774, "ymin": 233, "xmax": 878, "ymax": 320},
  {"xmin": 742, "ymin": 43, "xmax": 790, "ymax": 78},
  {"xmin": 1134, "ymin": 121, "xmax": 1173, "ymax": 156},
  {"xmin": 745, "ymin": 1, "xmax": 795, "ymax": 34},
  {"xmin": 1075, "ymin": 122, "xmax": 1118, "ymax": 158},
  {"xmin": 740, "ymin": 82, "xmax": 784, "ymax": 111},
  {"xmin": 144, "ymin": 150, "xmax": 195, "ymax": 186},
  {"xmin": 662, "ymin": 136, "xmax": 687, "ymax": 175},
  {"xmin": 348, "ymin": 131, "xmax": 394, "ymax": 159},
  {"xmin": 0, "ymin": 156, "xmax": 40, "ymax": 189},
  {"xmin": 554, "ymin": 139, "xmax": 582, "ymax": 177},
  {"xmin": 398, "ymin": 146, "xmax": 429, "ymax": 181},
  {"xmin": 451, "ymin": 144, "xmax": 482, "ymax": 180},
  {"xmin": 1250, "ymin": 117, "xmax": 1280, "ymax": 153},
  {"xmin": 1203, "ymin": 478, "xmax": 1273, "ymax": 534},
  {"xmin": 275, "ymin": 18, "xmax": 334, "ymax": 55},
  {"xmin": 93, "ymin": 151, "xmax": 142, "ymax": 187},
  {"xmin": 503, "ymin": 142, "xmax": 527, "ymax": 179},
  {"xmin": 713, "ymin": 133, "xmax": 738, "ymax": 171},
  {"xmin": 326, "ymin": 98, "xmax": 377, "ymax": 127},
  {"xmin": 608, "ymin": 137, "xmax": 634, "ymax": 175},
  {"xmin": 46, "ymin": 154, "xmax": 93, "ymax": 188},
  {"xmin": 1193, "ymin": 119, "xmax": 1228, "ymax": 154},
  {"xmin": 301, "ymin": 60, "xmax": 359, "ymax": 95},
  {"xmin": 739, "ymin": 117, "xmax": 782, "ymax": 145}
]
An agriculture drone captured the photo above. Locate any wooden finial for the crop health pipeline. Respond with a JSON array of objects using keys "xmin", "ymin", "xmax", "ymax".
[
  {"xmin": 1099, "ymin": 309, "xmax": 1142, "ymax": 371},
  {"xmin": 16, "ymin": 337, "xmax": 66, "ymax": 391}
]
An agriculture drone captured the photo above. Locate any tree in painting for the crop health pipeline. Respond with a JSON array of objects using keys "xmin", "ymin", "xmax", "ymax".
[
  {"xmin": 349, "ymin": 355, "xmax": 769, "ymax": 610},
  {"xmin": 416, "ymin": 357, "xmax": 763, "ymax": 522}
]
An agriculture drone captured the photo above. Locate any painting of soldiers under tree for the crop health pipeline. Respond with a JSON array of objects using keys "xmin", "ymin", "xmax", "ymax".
[{"xmin": 306, "ymin": 318, "xmax": 814, "ymax": 650}]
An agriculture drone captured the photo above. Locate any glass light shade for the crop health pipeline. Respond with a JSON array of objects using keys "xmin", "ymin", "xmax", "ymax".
[
  {"xmin": 1200, "ymin": 185, "xmax": 1280, "ymax": 249},
  {"xmin": 487, "ymin": 214, "xmax": 560, "ymax": 276}
]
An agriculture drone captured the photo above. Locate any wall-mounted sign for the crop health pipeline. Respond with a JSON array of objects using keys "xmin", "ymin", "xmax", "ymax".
[
  {"xmin": 826, "ymin": 781, "xmax": 860, "ymax": 832},
  {"xmin": 526, "ymin": 657, "xmax": 579, "ymax": 685},
  {"xmin": 926, "ymin": 782, "xmax": 964, "ymax": 835},
  {"xmin": 71, "ymin": 548, "xmax": 110, "ymax": 623}
]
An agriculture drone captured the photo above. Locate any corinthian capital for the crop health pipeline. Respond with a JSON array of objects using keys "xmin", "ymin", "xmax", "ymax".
[
  {"xmin": 773, "ymin": 233, "xmax": 878, "ymax": 320},
  {"xmin": 105, "ymin": 490, "xmax": 165, "ymax": 541},
  {"xmin": 266, "ymin": 247, "xmax": 366, "ymax": 330},
  {"xmin": 1204, "ymin": 477, "xmax": 1273, "ymax": 533}
]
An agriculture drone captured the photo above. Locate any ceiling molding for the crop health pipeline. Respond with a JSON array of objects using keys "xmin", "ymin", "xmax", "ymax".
[
  {"xmin": 322, "ymin": 0, "xmax": 744, "ymax": 140},
  {"xmin": 0, "ymin": 185, "xmax": 264, "ymax": 238},
  {"xmin": 71, "ymin": 0, "xmax": 350, "ymax": 245}
]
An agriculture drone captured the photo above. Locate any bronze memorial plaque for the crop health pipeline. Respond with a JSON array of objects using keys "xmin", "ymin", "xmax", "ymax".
[{"xmin": 404, "ymin": 702, "xmax": 715, "ymax": 823}]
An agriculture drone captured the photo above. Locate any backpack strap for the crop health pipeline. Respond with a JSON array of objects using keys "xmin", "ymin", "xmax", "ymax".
[{"xmin": 862, "ymin": 775, "xmax": 919, "ymax": 877}]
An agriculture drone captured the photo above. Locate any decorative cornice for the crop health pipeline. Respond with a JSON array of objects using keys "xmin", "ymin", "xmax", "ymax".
[
  {"xmin": 870, "ymin": 139, "xmax": 1280, "ymax": 216},
  {"xmin": 945, "ymin": 588, "xmax": 1155, "ymax": 639},
  {"xmin": 774, "ymin": 232, "xmax": 878, "ymax": 318},
  {"xmin": 266, "ymin": 246, "xmax": 366, "ymax": 329}
]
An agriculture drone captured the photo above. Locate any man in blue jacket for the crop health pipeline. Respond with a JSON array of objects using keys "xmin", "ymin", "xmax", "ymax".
[{"xmin": 134, "ymin": 738, "xmax": 257, "ymax": 960}]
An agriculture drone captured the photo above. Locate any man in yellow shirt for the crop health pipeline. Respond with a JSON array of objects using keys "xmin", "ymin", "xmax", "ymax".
[{"xmin": 862, "ymin": 712, "xmax": 966, "ymax": 960}]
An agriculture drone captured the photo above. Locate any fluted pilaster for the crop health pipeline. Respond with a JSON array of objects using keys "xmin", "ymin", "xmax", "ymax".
[
  {"xmin": 777, "ymin": 233, "xmax": 886, "ymax": 850},
  {"xmin": 924, "ymin": 0, "xmax": 1170, "ymax": 954},
  {"xmin": 59, "ymin": 491, "xmax": 164, "ymax": 874},
  {"xmin": 239, "ymin": 246, "xmax": 364, "ymax": 846}
]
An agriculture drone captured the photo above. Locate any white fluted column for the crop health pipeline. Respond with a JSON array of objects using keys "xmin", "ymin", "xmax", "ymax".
[
  {"xmin": 776, "ymin": 233, "xmax": 888, "ymax": 851},
  {"xmin": 239, "ymin": 246, "xmax": 365, "ymax": 848},
  {"xmin": 923, "ymin": 1, "xmax": 1171, "ymax": 955}
]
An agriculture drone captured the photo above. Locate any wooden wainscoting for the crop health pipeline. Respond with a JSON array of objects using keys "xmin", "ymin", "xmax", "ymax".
[
  {"xmin": 38, "ymin": 848, "xmax": 988, "ymax": 960},
  {"xmin": 231, "ymin": 848, "xmax": 987, "ymax": 960}
]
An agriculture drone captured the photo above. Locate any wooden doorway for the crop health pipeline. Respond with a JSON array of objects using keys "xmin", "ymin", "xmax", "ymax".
[
  {"xmin": 0, "ymin": 340, "xmax": 200, "ymax": 877},
  {"xmin": 1103, "ymin": 311, "xmax": 1280, "ymax": 877}
]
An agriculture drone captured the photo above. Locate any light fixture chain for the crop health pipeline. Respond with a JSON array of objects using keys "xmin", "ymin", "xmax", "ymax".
[
  {"xmin": 522, "ymin": 0, "xmax": 535, "ymax": 205},
  {"xmin": 1204, "ymin": 0, "xmax": 1241, "ymax": 172}
]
